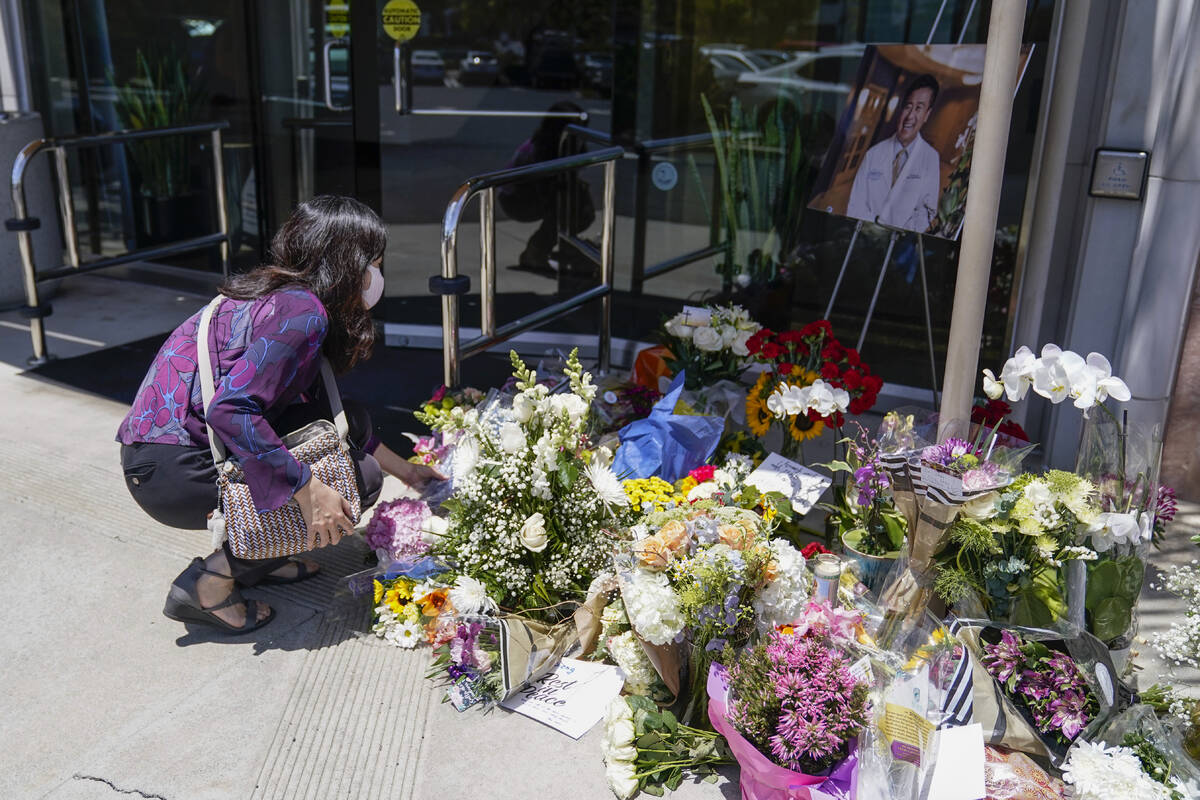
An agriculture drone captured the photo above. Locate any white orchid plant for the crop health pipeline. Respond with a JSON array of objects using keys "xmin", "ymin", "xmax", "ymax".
[
  {"xmin": 432, "ymin": 350, "xmax": 635, "ymax": 617},
  {"xmin": 982, "ymin": 343, "xmax": 1130, "ymax": 413},
  {"xmin": 660, "ymin": 304, "xmax": 761, "ymax": 390},
  {"xmin": 980, "ymin": 343, "xmax": 1168, "ymax": 646}
]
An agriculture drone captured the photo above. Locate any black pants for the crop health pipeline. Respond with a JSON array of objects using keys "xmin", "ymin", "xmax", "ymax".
[{"xmin": 120, "ymin": 398, "xmax": 383, "ymax": 531}]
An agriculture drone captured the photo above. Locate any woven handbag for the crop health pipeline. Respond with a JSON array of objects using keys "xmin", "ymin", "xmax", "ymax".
[{"xmin": 196, "ymin": 295, "xmax": 361, "ymax": 559}]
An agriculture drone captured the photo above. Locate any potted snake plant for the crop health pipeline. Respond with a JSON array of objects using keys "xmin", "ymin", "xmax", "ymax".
[{"xmin": 111, "ymin": 50, "xmax": 208, "ymax": 247}]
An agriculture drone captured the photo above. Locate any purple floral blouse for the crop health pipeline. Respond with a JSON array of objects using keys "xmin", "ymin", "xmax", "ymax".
[{"xmin": 117, "ymin": 288, "xmax": 330, "ymax": 512}]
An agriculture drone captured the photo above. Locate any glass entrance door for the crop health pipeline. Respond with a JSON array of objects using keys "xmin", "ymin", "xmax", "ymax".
[
  {"xmin": 253, "ymin": 0, "xmax": 615, "ymax": 336},
  {"xmin": 255, "ymin": 0, "xmax": 357, "ymax": 234},
  {"xmin": 372, "ymin": 4, "xmax": 614, "ymax": 326}
]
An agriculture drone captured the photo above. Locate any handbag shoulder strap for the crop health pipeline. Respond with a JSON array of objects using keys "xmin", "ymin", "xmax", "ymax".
[
  {"xmin": 195, "ymin": 295, "xmax": 351, "ymax": 467},
  {"xmin": 196, "ymin": 295, "xmax": 227, "ymax": 466}
]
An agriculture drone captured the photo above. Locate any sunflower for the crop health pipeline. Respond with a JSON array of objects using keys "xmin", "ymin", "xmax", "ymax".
[
  {"xmin": 788, "ymin": 412, "xmax": 826, "ymax": 443},
  {"xmin": 791, "ymin": 366, "xmax": 820, "ymax": 385},
  {"xmin": 746, "ymin": 372, "xmax": 775, "ymax": 437}
]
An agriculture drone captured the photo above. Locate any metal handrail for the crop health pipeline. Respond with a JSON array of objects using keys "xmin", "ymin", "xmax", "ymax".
[
  {"xmin": 438, "ymin": 146, "xmax": 625, "ymax": 387},
  {"xmin": 7, "ymin": 120, "xmax": 231, "ymax": 364},
  {"xmin": 560, "ymin": 125, "xmax": 733, "ymax": 295}
]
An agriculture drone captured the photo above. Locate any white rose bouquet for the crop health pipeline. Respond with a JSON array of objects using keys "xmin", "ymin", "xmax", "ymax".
[
  {"xmin": 432, "ymin": 349, "xmax": 635, "ymax": 616},
  {"xmin": 660, "ymin": 304, "xmax": 761, "ymax": 391}
]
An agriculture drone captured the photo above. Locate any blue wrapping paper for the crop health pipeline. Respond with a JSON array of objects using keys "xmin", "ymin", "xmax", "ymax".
[{"xmin": 611, "ymin": 372, "xmax": 724, "ymax": 483}]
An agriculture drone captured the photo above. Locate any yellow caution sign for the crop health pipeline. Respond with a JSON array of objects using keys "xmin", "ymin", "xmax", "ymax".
[
  {"xmin": 325, "ymin": 3, "xmax": 349, "ymax": 38},
  {"xmin": 381, "ymin": 0, "xmax": 421, "ymax": 42}
]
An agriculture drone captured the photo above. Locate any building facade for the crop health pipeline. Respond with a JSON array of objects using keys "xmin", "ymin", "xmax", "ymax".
[{"xmin": 2, "ymin": 0, "xmax": 1198, "ymax": 491}]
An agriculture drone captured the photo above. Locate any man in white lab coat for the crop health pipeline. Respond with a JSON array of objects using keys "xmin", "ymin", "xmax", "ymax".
[{"xmin": 845, "ymin": 74, "xmax": 942, "ymax": 232}]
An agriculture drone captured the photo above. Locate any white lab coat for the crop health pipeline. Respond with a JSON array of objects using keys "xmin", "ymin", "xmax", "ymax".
[{"xmin": 845, "ymin": 133, "xmax": 941, "ymax": 232}]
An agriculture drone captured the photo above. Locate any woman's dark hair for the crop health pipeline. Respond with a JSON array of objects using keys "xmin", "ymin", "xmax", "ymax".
[
  {"xmin": 530, "ymin": 100, "xmax": 584, "ymax": 160},
  {"xmin": 220, "ymin": 195, "xmax": 385, "ymax": 373}
]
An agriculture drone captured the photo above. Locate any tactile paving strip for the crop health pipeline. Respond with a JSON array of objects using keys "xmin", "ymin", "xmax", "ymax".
[{"xmin": 250, "ymin": 607, "xmax": 433, "ymax": 800}]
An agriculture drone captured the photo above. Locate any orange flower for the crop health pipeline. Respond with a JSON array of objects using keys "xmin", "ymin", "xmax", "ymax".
[
  {"xmin": 418, "ymin": 587, "xmax": 450, "ymax": 617},
  {"xmin": 636, "ymin": 534, "xmax": 673, "ymax": 570},
  {"xmin": 763, "ymin": 560, "xmax": 779, "ymax": 582},
  {"xmin": 657, "ymin": 519, "xmax": 691, "ymax": 551}
]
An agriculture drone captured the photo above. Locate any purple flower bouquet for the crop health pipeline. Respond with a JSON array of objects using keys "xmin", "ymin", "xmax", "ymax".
[{"xmin": 707, "ymin": 628, "xmax": 868, "ymax": 799}]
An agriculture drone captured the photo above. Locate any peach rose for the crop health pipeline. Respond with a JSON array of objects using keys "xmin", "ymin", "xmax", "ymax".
[
  {"xmin": 636, "ymin": 534, "xmax": 673, "ymax": 570},
  {"xmin": 762, "ymin": 560, "xmax": 780, "ymax": 583},
  {"xmin": 657, "ymin": 519, "xmax": 691, "ymax": 551},
  {"xmin": 718, "ymin": 524, "xmax": 753, "ymax": 550}
]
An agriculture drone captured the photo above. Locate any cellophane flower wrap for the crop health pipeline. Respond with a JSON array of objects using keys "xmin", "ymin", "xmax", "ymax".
[
  {"xmin": 431, "ymin": 349, "xmax": 634, "ymax": 615},
  {"xmin": 875, "ymin": 411, "xmax": 1031, "ymax": 649},
  {"xmin": 660, "ymin": 303, "xmax": 761, "ymax": 390},
  {"xmin": 1091, "ymin": 703, "xmax": 1200, "ymax": 800},
  {"xmin": 615, "ymin": 503, "xmax": 810, "ymax": 723},
  {"xmin": 707, "ymin": 621, "xmax": 868, "ymax": 800}
]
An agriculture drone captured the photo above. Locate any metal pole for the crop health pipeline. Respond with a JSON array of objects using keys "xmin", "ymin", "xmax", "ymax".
[
  {"xmin": 856, "ymin": 231, "xmax": 897, "ymax": 352},
  {"xmin": 51, "ymin": 147, "xmax": 80, "ymax": 268},
  {"xmin": 916, "ymin": 235, "xmax": 939, "ymax": 408},
  {"xmin": 10, "ymin": 141, "xmax": 48, "ymax": 363},
  {"xmin": 480, "ymin": 187, "xmax": 496, "ymax": 339},
  {"xmin": 958, "ymin": 0, "xmax": 980, "ymax": 44},
  {"xmin": 939, "ymin": 0, "xmax": 1025, "ymax": 437},
  {"xmin": 210, "ymin": 128, "xmax": 230, "ymax": 277},
  {"xmin": 598, "ymin": 159, "xmax": 616, "ymax": 374},
  {"xmin": 630, "ymin": 149, "xmax": 650, "ymax": 296},
  {"xmin": 393, "ymin": 43, "xmax": 403, "ymax": 113},
  {"xmin": 441, "ymin": 185, "xmax": 468, "ymax": 388},
  {"xmin": 823, "ymin": 219, "xmax": 862, "ymax": 320},
  {"xmin": 926, "ymin": 0, "xmax": 950, "ymax": 45}
]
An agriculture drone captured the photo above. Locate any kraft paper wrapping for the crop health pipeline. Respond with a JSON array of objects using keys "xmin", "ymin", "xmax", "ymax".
[{"xmin": 576, "ymin": 574, "xmax": 684, "ymax": 702}]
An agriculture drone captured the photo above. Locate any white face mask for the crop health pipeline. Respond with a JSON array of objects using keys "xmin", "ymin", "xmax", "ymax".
[{"xmin": 362, "ymin": 264, "xmax": 384, "ymax": 309}]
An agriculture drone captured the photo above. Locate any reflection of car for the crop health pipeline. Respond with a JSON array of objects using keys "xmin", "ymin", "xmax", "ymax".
[
  {"xmin": 702, "ymin": 47, "xmax": 773, "ymax": 90},
  {"xmin": 733, "ymin": 46, "xmax": 866, "ymax": 123},
  {"xmin": 530, "ymin": 48, "xmax": 579, "ymax": 89},
  {"xmin": 581, "ymin": 53, "xmax": 612, "ymax": 95},
  {"xmin": 458, "ymin": 50, "xmax": 499, "ymax": 84},
  {"xmin": 411, "ymin": 50, "xmax": 446, "ymax": 84}
]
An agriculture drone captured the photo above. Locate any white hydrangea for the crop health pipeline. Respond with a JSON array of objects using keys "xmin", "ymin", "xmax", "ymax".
[
  {"xmin": 608, "ymin": 631, "xmax": 660, "ymax": 696},
  {"xmin": 753, "ymin": 540, "xmax": 811, "ymax": 633},
  {"xmin": 622, "ymin": 568, "xmax": 686, "ymax": 645}
]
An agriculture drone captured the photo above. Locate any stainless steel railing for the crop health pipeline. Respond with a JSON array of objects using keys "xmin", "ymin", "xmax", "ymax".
[
  {"xmin": 7, "ymin": 120, "xmax": 231, "ymax": 364},
  {"xmin": 437, "ymin": 146, "xmax": 624, "ymax": 387},
  {"xmin": 558, "ymin": 125, "xmax": 732, "ymax": 295}
]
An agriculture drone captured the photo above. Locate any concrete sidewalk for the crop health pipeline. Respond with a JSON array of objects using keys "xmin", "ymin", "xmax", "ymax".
[{"xmin": 1, "ymin": 274, "xmax": 1197, "ymax": 799}]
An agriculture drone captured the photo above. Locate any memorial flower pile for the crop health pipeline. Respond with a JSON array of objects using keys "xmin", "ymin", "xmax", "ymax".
[
  {"xmin": 660, "ymin": 304, "xmax": 762, "ymax": 390},
  {"xmin": 432, "ymin": 350, "xmax": 634, "ymax": 614},
  {"xmin": 982, "ymin": 630, "xmax": 1099, "ymax": 747},
  {"xmin": 723, "ymin": 625, "xmax": 869, "ymax": 774}
]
